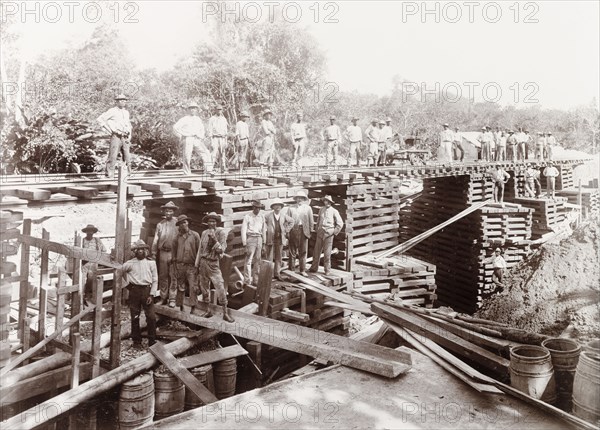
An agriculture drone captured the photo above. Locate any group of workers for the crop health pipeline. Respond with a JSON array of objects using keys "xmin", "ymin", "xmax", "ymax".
[
  {"xmin": 440, "ymin": 124, "xmax": 559, "ymax": 164},
  {"xmin": 97, "ymin": 94, "xmax": 400, "ymax": 177},
  {"xmin": 79, "ymin": 191, "xmax": 344, "ymax": 349},
  {"xmin": 487, "ymin": 162, "xmax": 561, "ymax": 204}
]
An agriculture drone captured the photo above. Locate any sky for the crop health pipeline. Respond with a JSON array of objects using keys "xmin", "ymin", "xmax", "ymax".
[{"xmin": 4, "ymin": 0, "xmax": 599, "ymax": 109}]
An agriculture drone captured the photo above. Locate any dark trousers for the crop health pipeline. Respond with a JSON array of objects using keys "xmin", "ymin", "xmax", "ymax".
[
  {"xmin": 492, "ymin": 268, "xmax": 504, "ymax": 289},
  {"xmin": 310, "ymin": 229, "xmax": 334, "ymax": 273},
  {"xmin": 288, "ymin": 226, "xmax": 308, "ymax": 272},
  {"xmin": 128, "ymin": 285, "xmax": 156, "ymax": 343},
  {"xmin": 493, "ymin": 181, "xmax": 505, "ymax": 203}
]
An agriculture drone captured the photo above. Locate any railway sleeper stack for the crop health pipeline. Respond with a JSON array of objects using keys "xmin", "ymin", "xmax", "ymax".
[
  {"xmin": 556, "ymin": 164, "xmax": 574, "ymax": 190},
  {"xmin": 513, "ymin": 196, "xmax": 568, "ymax": 236},
  {"xmin": 557, "ymin": 187, "xmax": 599, "ymax": 219}
]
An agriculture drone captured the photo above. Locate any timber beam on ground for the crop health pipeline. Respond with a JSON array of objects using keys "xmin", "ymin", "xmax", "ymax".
[
  {"xmin": 0, "ymin": 159, "xmax": 590, "ymax": 209},
  {"xmin": 154, "ymin": 303, "xmax": 412, "ymax": 378}
]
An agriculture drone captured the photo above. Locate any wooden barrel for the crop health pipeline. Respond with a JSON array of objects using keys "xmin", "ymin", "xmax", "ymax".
[
  {"xmin": 184, "ymin": 365, "xmax": 215, "ymax": 410},
  {"xmin": 214, "ymin": 358, "xmax": 237, "ymax": 399},
  {"xmin": 154, "ymin": 372, "xmax": 184, "ymax": 419},
  {"xmin": 572, "ymin": 351, "xmax": 600, "ymax": 423},
  {"xmin": 542, "ymin": 338, "xmax": 581, "ymax": 411},
  {"xmin": 509, "ymin": 346, "xmax": 556, "ymax": 404},
  {"xmin": 582, "ymin": 339, "xmax": 600, "ymax": 360},
  {"xmin": 118, "ymin": 372, "xmax": 155, "ymax": 430}
]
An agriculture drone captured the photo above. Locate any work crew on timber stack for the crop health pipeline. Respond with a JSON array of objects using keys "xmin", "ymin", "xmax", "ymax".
[
  {"xmin": 286, "ymin": 191, "xmax": 314, "ymax": 276},
  {"xmin": 151, "ymin": 201, "xmax": 179, "ymax": 307},
  {"xmin": 309, "ymin": 195, "xmax": 344, "ymax": 276},
  {"xmin": 81, "ymin": 224, "xmax": 106, "ymax": 307},
  {"xmin": 173, "ymin": 102, "xmax": 212, "ymax": 174},
  {"xmin": 97, "ymin": 93, "xmax": 132, "ymax": 178},
  {"xmin": 196, "ymin": 212, "xmax": 234, "ymax": 322},
  {"xmin": 241, "ymin": 200, "xmax": 266, "ymax": 287},
  {"xmin": 264, "ymin": 198, "xmax": 294, "ymax": 280},
  {"xmin": 122, "ymin": 239, "xmax": 158, "ymax": 349},
  {"xmin": 235, "ymin": 111, "xmax": 251, "ymax": 171},
  {"xmin": 208, "ymin": 105, "xmax": 229, "ymax": 174},
  {"xmin": 171, "ymin": 214, "xmax": 201, "ymax": 311}
]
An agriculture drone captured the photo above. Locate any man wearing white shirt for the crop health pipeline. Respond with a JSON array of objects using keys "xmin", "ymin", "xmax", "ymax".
[
  {"xmin": 322, "ymin": 115, "xmax": 342, "ymax": 168},
  {"xmin": 440, "ymin": 123, "xmax": 454, "ymax": 163},
  {"xmin": 379, "ymin": 118, "xmax": 393, "ymax": 166},
  {"xmin": 260, "ymin": 110, "xmax": 276, "ymax": 175},
  {"xmin": 452, "ymin": 127, "xmax": 465, "ymax": 162},
  {"xmin": 543, "ymin": 162, "xmax": 560, "ymax": 199},
  {"xmin": 97, "ymin": 94, "xmax": 132, "ymax": 177},
  {"xmin": 208, "ymin": 105, "xmax": 229, "ymax": 173},
  {"xmin": 235, "ymin": 111, "xmax": 251, "ymax": 171},
  {"xmin": 365, "ymin": 119, "xmax": 380, "ymax": 167},
  {"xmin": 546, "ymin": 132, "xmax": 557, "ymax": 161},
  {"xmin": 173, "ymin": 102, "xmax": 212, "ymax": 174},
  {"xmin": 241, "ymin": 200, "xmax": 266, "ymax": 286},
  {"xmin": 344, "ymin": 116, "xmax": 362, "ymax": 167},
  {"xmin": 290, "ymin": 112, "xmax": 307, "ymax": 167}
]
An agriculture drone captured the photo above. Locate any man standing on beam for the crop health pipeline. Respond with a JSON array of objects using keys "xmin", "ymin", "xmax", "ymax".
[
  {"xmin": 241, "ymin": 200, "xmax": 266, "ymax": 287},
  {"xmin": 208, "ymin": 105, "xmax": 229, "ymax": 174},
  {"xmin": 151, "ymin": 201, "xmax": 179, "ymax": 307},
  {"xmin": 286, "ymin": 191, "xmax": 314, "ymax": 277},
  {"xmin": 309, "ymin": 195, "xmax": 344, "ymax": 276},
  {"xmin": 97, "ymin": 93, "xmax": 132, "ymax": 178},
  {"xmin": 171, "ymin": 215, "xmax": 201, "ymax": 313},
  {"xmin": 173, "ymin": 102, "xmax": 212, "ymax": 174}
]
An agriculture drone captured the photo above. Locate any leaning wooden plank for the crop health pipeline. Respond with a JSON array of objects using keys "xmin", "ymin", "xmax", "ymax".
[
  {"xmin": 178, "ymin": 345, "xmax": 248, "ymax": 369},
  {"xmin": 0, "ymin": 305, "xmax": 95, "ymax": 376},
  {"xmin": 17, "ymin": 235, "xmax": 120, "ymax": 269},
  {"xmin": 371, "ymin": 303, "xmax": 509, "ymax": 377},
  {"xmin": 150, "ymin": 342, "xmax": 219, "ymax": 404},
  {"xmin": 155, "ymin": 304, "xmax": 411, "ymax": 378}
]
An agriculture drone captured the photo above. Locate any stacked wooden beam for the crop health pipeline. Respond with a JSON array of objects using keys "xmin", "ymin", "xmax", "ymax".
[
  {"xmin": 505, "ymin": 168, "xmax": 527, "ymax": 200},
  {"xmin": 557, "ymin": 188, "xmax": 600, "ymax": 219},
  {"xmin": 352, "ymin": 255, "xmax": 437, "ymax": 307},
  {"xmin": 556, "ymin": 164, "xmax": 574, "ymax": 190},
  {"xmin": 308, "ymin": 181, "xmax": 402, "ymax": 271},
  {"xmin": 513, "ymin": 197, "xmax": 568, "ymax": 236}
]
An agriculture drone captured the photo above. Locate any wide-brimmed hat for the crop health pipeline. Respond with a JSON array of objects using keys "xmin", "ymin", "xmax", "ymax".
[
  {"xmin": 386, "ymin": 117, "xmax": 392, "ymax": 122},
  {"xmin": 296, "ymin": 111, "xmax": 303, "ymax": 116},
  {"xmin": 322, "ymin": 195, "xmax": 334, "ymax": 204},
  {"xmin": 547, "ymin": 132, "xmax": 552, "ymax": 135},
  {"xmin": 371, "ymin": 118, "xmax": 379, "ymax": 123},
  {"xmin": 263, "ymin": 109, "xmax": 272, "ymax": 116},
  {"xmin": 176, "ymin": 214, "xmax": 191, "ymax": 226},
  {"xmin": 443, "ymin": 123, "xmax": 449, "ymax": 127},
  {"xmin": 378, "ymin": 119, "xmax": 385, "ymax": 125},
  {"xmin": 351, "ymin": 116, "xmax": 359, "ymax": 121},
  {"xmin": 131, "ymin": 239, "xmax": 149, "ymax": 250},
  {"xmin": 240, "ymin": 111, "xmax": 250, "ymax": 118},
  {"xmin": 188, "ymin": 102, "xmax": 199, "ymax": 109},
  {"xmin": 481, "ymin": 127, "xmax": 487, "ymax": 130},
  {"xmin": 161, "ymin": 201, "xmax": 179, "ymax": 210},
  {"xmin": 251, "ymin": 200, "xmax": 262, "ymax": 208},
  {"xmin": 115, "ymin": 94, "xmax": 128, "ymax": 100},
  {"xmin": 215, "ymin": 105, "xmax": 223, "ymax": 110},
  {"xmin": 494, "ymin": 248, "xmax": 501, "ymax": 253},
  {"xmin": 329, "ymin": 115, "xmax": 336, "ymax": 120},
  {"xmin": 81, "ymin": 224, "xmax": 98, "ymax": 233},
  {"xmin": 270, "ymin": 198, "xmax": 285, "ymax": 209},
  {"xmin": 202, "ymin": 212, "xmax": 220, "ymax": 223},
  {"xmin": 294, "ymin": 191, "xmax": 308, "ymax": 200}
]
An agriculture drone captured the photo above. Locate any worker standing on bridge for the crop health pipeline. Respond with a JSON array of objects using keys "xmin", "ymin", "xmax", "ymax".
[
  {"xmin": 496, "ymin": 130, "xmax": 507, "ymax": 161},
  {"xmin": 97, "ymin": 94, "xmax": 132, "ymax": 178},
  {"xmin": 259, "ymin": 109, "xmax": 276, "ymax": 175},
  {"xmin": 489, "ymin": 164, "xmax": 511, "ymax": 204},
  {"xmin": 171, "ymin": 215, "xmax": 200, "ymax": 313},
  {"xmin": 377, "ymin": 119, "xmax": 392, "ymax": 166},
  {"xmin": 122, "ymin": 239, "xmax": 158, "ymax": 348},
  {"xmin": 309, "ymin": 195, "xmax": 344, "ymax": 276},
  {"xmin": 235, "ymin": 111, "xmax": 251, "ymax": 171},
  {"xmin": 196, "ymin": 212, "xmax": 234, "ymax": 322},
  {"xmin": 506, "ymin": 130, "xmax": 517, "ymax": 162},
  {"xmin": 546, "ymin": 132, "xmax": 557, "ymax": 161},
  {"xmin": 452, "ymin": 127, "xmax": 465, "ymax": 162},
  {"xmin": 440, "ymin": 123, "xmax": 454, "ymax": 163},
  {"xmin": 241, "ymin": 200, "xmax": 266, "ymax": 287},
  {"xmin": 151, "ymin": 201, "xmax": 179, "ymax": 307},
  {"xmin": 290, "ymin": 112, "xmax": 307, "ymax": 168},
  {"xmin": 81, "ymin": 224, "xmax": 106, "ymax": 307},
  {"xmin": 524, "ymin": 164, "xmax": 542, "ymax": 198},
  {"xmin": 173, "ymin": 102, "xmax": 212, "ymax": 175},
  {"xmin": 543, "ymin": 162, "xmax": 560, "ymax": 200},
  {"xmin": 208, "ymin": 105, "xmax": 229, "ymax": 174},
  {"xmin": 344, "ymin": 116, "xmax": 363, "ymax": 167},
  {"xmin": 322, "ymin": 115, "xmax": 342, "ymax": 168},
  {"xmin": 365, "ymin": 119, "xmax": 380, "ymax": 167},
  {"xmin": 515, "ymin": 128, "xmax": 526, "ymax": 162},
  {"xmin": 286, "ymin": 191, "xmax": 314, "ymax": 276},
  {"xmin": 265, "ymin": 199, "xmax": 294, "ymax": 280},
  {"xmin": 535, "ymin": 132, "xmax": 546, "ymax": 161}
]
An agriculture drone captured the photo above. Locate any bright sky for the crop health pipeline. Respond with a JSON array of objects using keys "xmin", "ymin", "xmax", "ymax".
[{"xmin": 5, "ymin": 0, "xmax": 599, "ymax": 109}]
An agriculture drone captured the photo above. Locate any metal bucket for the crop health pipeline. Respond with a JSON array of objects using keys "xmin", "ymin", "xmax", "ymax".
[
  {"xmin": 541, "ymin": 338, "xmax": 581, "ymax": 411},
  {"xmin": 509, "ymin": 345, "xmax": 556, "ymax": 404}
]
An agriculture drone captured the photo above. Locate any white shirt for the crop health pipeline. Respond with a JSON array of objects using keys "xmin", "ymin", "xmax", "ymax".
[
  {"xmin": 262, "ymin": 119, "xmax": 276, "ymax": 136},
  {"xmin": 345, "ymin": 125, "xmax": 362, "ymax": 142},
  {"xmin": 440, "ymin": 129, "xmax": 453, "ymax": 143},
  {"xmin": 208, "ymin": 115, "xmax": 228, "ymax": 137},
  {"xmin": 381, "ymin": 125, "xmax": 393, "ymax": 142},
  {"xmin": 290, "ymin": 122, "xmax": 307, "ymax": 139},
  {"xmin": 173, "ymin": 115, "xmax": 205, "ymax": 138},
  {"xmin": 97, "ymin": 107, "xmax": 131, "ymax": 135},
  {"xmin": 235, "ymin": 121, "xmax": 250, "ymax": 140},
  {"xmin": 322, "ymin": 124, "xmax": 342, "ymax": 141}
]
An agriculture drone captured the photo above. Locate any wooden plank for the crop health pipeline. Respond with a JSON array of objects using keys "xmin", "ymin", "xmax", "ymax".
[
  {"xmin": 150, "ymin": 342, "xmax": 219, "ymax": 404},
  {"xmin": 256, "ymin": 260, "xmax": 274, "ymax": 316},
  {"xmin": 0, "ymin": 305, "xmax": 95, "ymax": 375},
  {"xmin": 14, "ymin": 188, "xmax": 52, "ymax": 200},
  {"xmin": 371, "ymin": 303, "xmax": 509, "ymax": 377},
  {"xmin": 91, "ymin": 277, "xmax": 104, "ymax": 378},
  {"xmin": 155, "ymin": 304, "xmax": 411, "ymax": 378},
  {"xmin": 70, "ymin": 333, "xmax": 81, "ymax": 388},
  {"xmin": 18, "ymin": 219, "xmax": 31, "ymax": 344},
  {"xmin": 55, "ymin": 270, "xmax": 66, "ymax": 332},
  {"xmin": 139, "ymin": 182, "xmax": 172, "ymax": 192},
  {"xmin": 224, "ymin": 179, "xmax": 253, "ymax": 188},
  {"xmin": 64, "ymin": 186, "xmax": 99, "ymax": 198},
  {"xmin": 178, "ymin": 345, "xmax": 248, "ymax": 369}
]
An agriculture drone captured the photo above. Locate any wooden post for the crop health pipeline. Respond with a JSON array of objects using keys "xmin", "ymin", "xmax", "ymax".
[
  {"xmin": 56, "ymin": 269, "xmax": 67, "ymax": 332},
  {"xmin": 91, "ymin": 277, "xmax": 104, "ymax": 378},
  {"xmin": 68, "ymin": 332, "xmax": 81, "ymax": 430},
  {"xmin": 110, "ymin": 164, "xmax": 128, "ymax": 368},
  {"xmin": 38, "ymin": 229, "xmax": 49, "ymax": 342},
  {"xmin": 18, "ymin": 219, "xmax": 31, "ymax": 344},
  {"xmin": 21, "ymin": 317, "xmax": 30, "ymax": 365},
  {"xmin": 70, "ymin": 233, "xmax": 81, "ymax": 344},
  {"xmin": 256, "ymin": 260, "xmax": 274, "ymax": 316},
  {"xmin": 578, "ymin": 179, "xmax": 583, "ymax": 223}
]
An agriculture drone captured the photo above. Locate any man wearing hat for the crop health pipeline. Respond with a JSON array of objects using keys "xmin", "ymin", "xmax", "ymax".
[
  {"xmin": 264, "ymin": 199, "xmax": 294, "ymax": 280},
  {"xmin": 495, "ymin": 129, "xmax": 507, "ymax": 161},
  {"xmin": 487, "ymin": 164, "xmax": 511, "ymax": 204},
  {"xmin": 286, "ymin": 191, "xmax": 314, "ymax": 276},
  {"xmin": 546, "ymin": 132, "xmax": 557, "ymax": 161},
  {"xmin": 322, "ymin": 115, "xmax": 342, "ymax": 168},
  {"xmin": 440, "ymin": 123, "xmax": 454, "ymax": 164},
  {"xmin": 344, "ymin": 116, "xmax": 363, "ymax": 167},
  {"xmin": 290, "ymin": 112, "xmax": 307, "ymax": 167},
  {"xmin": 208, "ymin": 105, "xmax": 229, "ymax": 173},
  {"xmin": 80, "ymin": 224, "xmax": 106, "ymax": 306},
  {"xmin": 122, "ymin": 239, "xmax": 158, "ymax": 348},
  {"xmin": 515, "ymin": 128, "xmax": 527, "ymax": 162},
  {"xmin": 524, "ymin": 163, "xmax": 542, "ymax": 198},
  {"xmin": 365, "ymin": 119, "xmax": 380, "ymax": 167},
  {"xmin": 543, "ymin": 161, "xmax": 560, "ymax": 200},
  {"xmin": 241, "ymin": 200, "xmax": 267, "ymax": 286},
  {"xmin": 97, "ymin": 93, "xmax": 132, "ymax": 177},
  {"xmin": 151, "ymin": 201, "xmax": 179, "ymax": 306},
  {"xmin": 171, "ymin": 215, "xmax": 201, "ymax": 311},
  {"xmin": 376, "ymin": 119, "xmax": 387, "ymax": 166},
  {"xmin": 195, "ymin": 212, "xmax": 234, "ymax": 322},
  {"xmin": 173, "ymin": 102, "xmax": 212, "ymax": 174},
  {"xmin": 535, "ymin": 132, "xmax": 546, "ymax": 161},
  {"xmin": 235, "ymin": 111, "xmax": 251, "ymax": 171},
  {"xmin": 379, "ymin": 118, "xmax": 393, "ymax": 166},
  {"xmin": 485, "ymin": 247, "xmax": 507, "ymax": 291},
  {"xmin": 309, "ymin": 195, "xmax": 344, "ymax": 276},
  {"xmin": 506, "ymin": 130, "xmax": 517, "ymax": 162},
  {"xmin": 452, "ymin": 127, "xmax": 465, "ymax": 162},
  {"xmin": 259, "ymin": 109, "xmax": 276, "ymax": 175}
]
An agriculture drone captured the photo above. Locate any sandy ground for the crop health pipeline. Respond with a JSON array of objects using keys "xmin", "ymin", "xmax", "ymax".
[{"xmin": 477, "ymin": 221, "xmax": 600, "ymax": 343}]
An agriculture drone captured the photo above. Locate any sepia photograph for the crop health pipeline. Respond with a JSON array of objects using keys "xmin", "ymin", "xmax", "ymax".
[{"xmin": 0, "ymin": 1, "xmax": 598, "ymax": 429}]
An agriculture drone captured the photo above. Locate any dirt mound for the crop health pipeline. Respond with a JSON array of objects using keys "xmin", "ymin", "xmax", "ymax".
[{"xmin": 477, "ymin": 221, "xmax": 600, "ymax": 343}]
